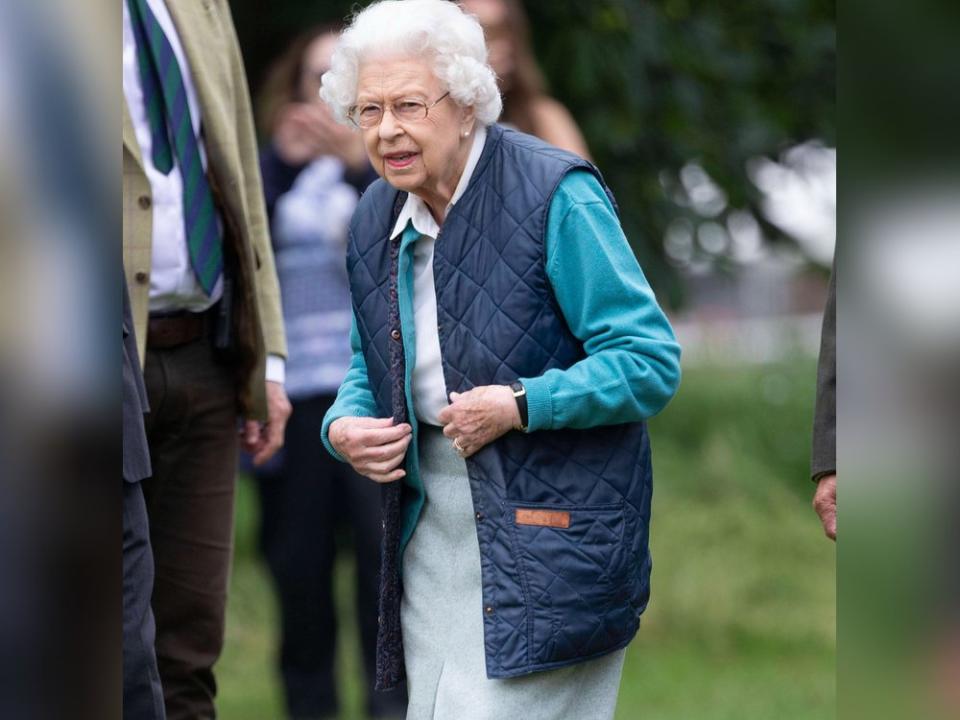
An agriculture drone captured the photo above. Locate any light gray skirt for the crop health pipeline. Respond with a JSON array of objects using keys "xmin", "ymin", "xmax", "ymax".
[{"xmin": 401, "ymin": 426, "xmax": 626, "ymax": 720}]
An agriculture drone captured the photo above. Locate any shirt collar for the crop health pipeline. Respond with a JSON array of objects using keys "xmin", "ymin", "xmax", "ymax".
[{"xmin": 390, "ymin": 124, "xmax": 488, "ymax": 240}]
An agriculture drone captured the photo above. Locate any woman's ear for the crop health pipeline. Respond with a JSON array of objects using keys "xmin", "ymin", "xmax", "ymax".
[{"xmin": 461, "ymin": 107, "xmax": 477, "ymax": 139}]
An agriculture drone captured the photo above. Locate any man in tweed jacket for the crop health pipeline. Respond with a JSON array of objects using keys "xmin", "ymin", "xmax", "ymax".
[{"xmin": 122, "ymin": 1, "xmax": 289, "ymax": 716}]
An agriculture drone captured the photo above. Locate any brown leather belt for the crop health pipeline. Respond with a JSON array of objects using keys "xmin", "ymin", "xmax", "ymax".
[{"xmin": 147, "ymin": 311, "xmax": 208, "ymax": 349}]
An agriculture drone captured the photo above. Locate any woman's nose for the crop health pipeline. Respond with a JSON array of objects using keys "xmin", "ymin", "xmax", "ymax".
[{"xmin": 378, "ymin": 107, "xmax": 402, "ymax": 139}]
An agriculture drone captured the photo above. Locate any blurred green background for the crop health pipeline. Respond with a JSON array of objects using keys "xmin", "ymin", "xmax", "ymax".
[{"xmin": 219, "ymin": 359, "xmax": 835, "ymax": 719}]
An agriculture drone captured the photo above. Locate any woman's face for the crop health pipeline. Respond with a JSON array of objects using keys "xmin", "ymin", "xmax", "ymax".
[{"xmin": 356, "ymin": 56, "xmax": 475, "ymax": 212}]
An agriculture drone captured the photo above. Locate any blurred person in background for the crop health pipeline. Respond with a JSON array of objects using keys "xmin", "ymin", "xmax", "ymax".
[
  {"xmin": 251, "ymin": 25, "xmax": 406, "ymax": 720},
  {"xmin": 459, "ymin": 0, "xmax": 591, "ymax": 159},
  {"xmin": 319, "ymin": 1, "xmax": 680, "ymax": 717},
  {"xmin": 122, "ymin": 0, "xmax": 290, "ymax": 717},
  {"xmin": 811, "ymin": 267, "xmax": 836, "ymax": 540}
]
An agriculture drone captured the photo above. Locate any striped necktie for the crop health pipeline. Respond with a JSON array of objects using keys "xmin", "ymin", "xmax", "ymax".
[{"xmin": 127, "ymin": 0, "xmax": 223, "ymax": 295}]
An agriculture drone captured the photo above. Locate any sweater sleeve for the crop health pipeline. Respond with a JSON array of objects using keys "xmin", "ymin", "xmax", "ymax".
[
  {"xmin": 811, "ymin": 267, "xmax": 836, "ymax": 480},
  {"xmin": 520, "ymin": 170, "xmax": 681, "ymax": 431},
  {"xmin": 321, "ymin": 313, "xmax": 382, "ymax": 461}
]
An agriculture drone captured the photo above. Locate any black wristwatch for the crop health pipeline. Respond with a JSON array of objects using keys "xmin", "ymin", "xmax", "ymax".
[{"xmin": 509, "ymin": 381, "xmax": 528, "ymax": 432}]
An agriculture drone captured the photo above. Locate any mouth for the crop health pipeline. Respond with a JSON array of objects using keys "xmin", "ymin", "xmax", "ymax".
[{"xmin": 382, "ymin": 151, "xmax": 419, "ymax": 170}]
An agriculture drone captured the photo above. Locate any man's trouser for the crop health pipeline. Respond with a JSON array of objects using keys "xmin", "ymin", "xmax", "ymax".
[{"xmin": 142, "ymin": 328, "xmax": 238, "ymax": 720}]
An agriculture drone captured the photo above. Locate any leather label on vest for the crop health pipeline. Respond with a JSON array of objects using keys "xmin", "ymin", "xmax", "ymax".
[{"xmin": 515, "ymin": 508, "xmax": 571, "ymax": 529}]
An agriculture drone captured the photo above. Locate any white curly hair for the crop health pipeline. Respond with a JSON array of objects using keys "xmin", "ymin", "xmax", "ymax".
[{"xmin": 319, "ymin": 0, "xmax": 502, "ymax": 126}]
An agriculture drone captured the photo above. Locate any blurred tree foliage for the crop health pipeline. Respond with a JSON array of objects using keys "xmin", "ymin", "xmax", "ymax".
[{"xmin": 230, "ymin": 0, "xmax": 835, "ymax": 306}]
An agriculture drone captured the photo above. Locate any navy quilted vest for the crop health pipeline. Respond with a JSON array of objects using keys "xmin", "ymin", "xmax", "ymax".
[{"xmin": 348, "ymin": 124, "xmax": 653, "ymax": 686}]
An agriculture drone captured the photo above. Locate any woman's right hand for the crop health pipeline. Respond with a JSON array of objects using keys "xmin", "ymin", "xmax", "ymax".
[{"xmin": 328, "ymin": 416, "xmax": 412, "ymax": 483}]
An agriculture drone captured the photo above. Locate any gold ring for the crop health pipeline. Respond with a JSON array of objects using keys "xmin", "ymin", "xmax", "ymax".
[{"xmin": 452, "ymin": 437, "xmax": 466, "ymax": 456}]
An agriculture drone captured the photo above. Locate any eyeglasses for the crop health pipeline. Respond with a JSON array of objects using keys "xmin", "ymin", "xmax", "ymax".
[{"xmin": 348, "ymin": 91, "xmax": 451, "ymax": 129}]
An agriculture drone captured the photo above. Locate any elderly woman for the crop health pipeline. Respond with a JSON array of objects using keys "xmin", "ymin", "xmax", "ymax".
[{"xmin": 320, "ymin": 1, "xmax": 681, "ymax": 718}]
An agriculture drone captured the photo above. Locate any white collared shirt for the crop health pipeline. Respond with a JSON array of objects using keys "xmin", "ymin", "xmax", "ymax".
[
  {"xmin": 122, "ymin": 0, "xmax": 222, "ymax": 314},
  {"xmin": 389, "ymin": 125, "xmax": 487, "ymax": 425}
]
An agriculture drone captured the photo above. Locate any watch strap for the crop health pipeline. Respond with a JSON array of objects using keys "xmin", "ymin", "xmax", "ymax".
[{"xmin": 509, "ymin": 381, "xmax": 528, "ymax": 431}]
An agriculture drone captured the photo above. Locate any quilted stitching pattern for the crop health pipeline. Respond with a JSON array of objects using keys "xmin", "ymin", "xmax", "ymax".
[
  {"xmin": 508, "ymin": 503, "xmax": 632, "ymax": 662},
  {"xmin": 348, "ymin": 125, "xmax": 653, "ymax": 681}
]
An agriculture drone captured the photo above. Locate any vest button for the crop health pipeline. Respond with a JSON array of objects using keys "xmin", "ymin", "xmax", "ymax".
[
  {"xmin": 390, "ymin": 329, "xmax": 401, "ymax": 341},
  {"xmin": 484, "ymin": 605, "xmax": 494, "ymax": 615},
  {"xmin": 475, "ymin": 512, "xmax": 483, "ymax": 522},
  {"xmin": 138, "ymin": 195, "xmax": 151, "ymax": 210},
  {"xmin": 134, "ymin": 271, "xmax": 148, "ymax": 285}
]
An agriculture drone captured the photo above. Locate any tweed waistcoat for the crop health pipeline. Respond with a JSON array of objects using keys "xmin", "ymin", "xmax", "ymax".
[{"xmin": 348, "ymin": 125, "xmax": 653, "ymax": 686}]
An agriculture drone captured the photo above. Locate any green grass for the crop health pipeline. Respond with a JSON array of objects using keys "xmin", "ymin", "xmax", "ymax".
[{"xmin": 218, "ymin": 360, "xmax": 835, "ymax": 719}]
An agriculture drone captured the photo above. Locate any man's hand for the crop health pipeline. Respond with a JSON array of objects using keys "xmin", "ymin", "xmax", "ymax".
[
  {"xmin": 437, "ymin": 385, "xmax": 520, "ymax": 458},
  {"xmin": 328, "ymin": 416, "xmax": 412, "ymax": 483},
  {"xmin": 242, "ymin": 381, "xmax": 292, "ymax": 466},
  {"xmin": 812, "ymin": 473, "xmax": 837, "ymax": 541}
]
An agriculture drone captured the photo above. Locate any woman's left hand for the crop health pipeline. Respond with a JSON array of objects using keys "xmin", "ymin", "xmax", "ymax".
[{"xmin": 438, "ymin": 385, "xmax": 521, "ymax": 458}]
